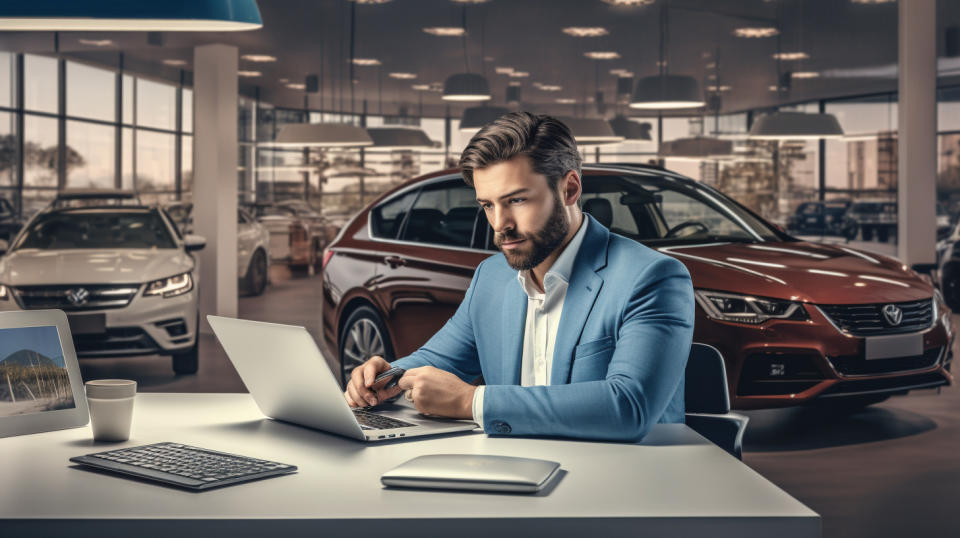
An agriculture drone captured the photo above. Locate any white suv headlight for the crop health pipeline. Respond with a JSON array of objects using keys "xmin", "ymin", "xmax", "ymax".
[
  {"xmin": 695, "ymin": 289, "xmax": 809, "ymax": 324},
  {"xmin": 144, "ymin": 273, "xmax": 193, "ymax": 298}
]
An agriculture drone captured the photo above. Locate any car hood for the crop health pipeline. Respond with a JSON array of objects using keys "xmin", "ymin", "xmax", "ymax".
[
  {"xmin": 0, "ymin": 248, "xmax": 194, "ymax": 286},
  {"xmin": 658, "ymin": 241, "xmax": 934, "ymax": 304}
]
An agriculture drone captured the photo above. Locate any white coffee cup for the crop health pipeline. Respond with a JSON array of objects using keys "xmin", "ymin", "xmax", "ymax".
[{"xmin": 85, "ymin": 379, "xmax": 137, "ymax": 442}]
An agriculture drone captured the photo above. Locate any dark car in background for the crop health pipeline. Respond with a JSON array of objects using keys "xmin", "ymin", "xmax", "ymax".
[
  {"xmin": 787, "ymin": 200, "xmax": 851, "ymax": 237},
  {"xmin": 842, "ymin": 200, "xmax": 952, "ymax": 243},
  {"xmin": 321, "ymin": 164, "xmax": 953, "ymax": 411}
]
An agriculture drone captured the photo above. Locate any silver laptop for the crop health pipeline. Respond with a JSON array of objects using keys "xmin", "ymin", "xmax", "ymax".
[{"xmin": 207, "ymin": 316, "xmax": 478, "ymax": 442}]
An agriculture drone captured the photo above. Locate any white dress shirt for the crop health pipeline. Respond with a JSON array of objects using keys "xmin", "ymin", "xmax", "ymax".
[{"xmin": 472, "ymin": 216, "xmax": 589, "ymax": 429}]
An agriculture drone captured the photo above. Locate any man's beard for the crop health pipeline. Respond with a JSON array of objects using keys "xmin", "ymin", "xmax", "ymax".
[{"xmin": 495, "ymin": 194, "xmax": 570, "ymax": 271}]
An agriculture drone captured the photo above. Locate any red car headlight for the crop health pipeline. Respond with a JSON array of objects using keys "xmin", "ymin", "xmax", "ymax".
[{"xmin": 695, "ymin": 289, "xmax": 809, "ymax": 324}]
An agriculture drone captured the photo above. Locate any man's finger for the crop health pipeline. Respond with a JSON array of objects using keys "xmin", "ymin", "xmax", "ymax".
[{"xmin": 344, "ymin": 390, "xmax": 358, "ymax": 408}]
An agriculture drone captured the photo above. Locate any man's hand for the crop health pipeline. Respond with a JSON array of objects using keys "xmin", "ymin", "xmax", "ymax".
[
  {"xmin": 344, "ymin": 356, "xmax": 402, "ymax": 408},
  {"xmin": 396, "ymin": 366, "xmax": 476, "ymax": 419}
]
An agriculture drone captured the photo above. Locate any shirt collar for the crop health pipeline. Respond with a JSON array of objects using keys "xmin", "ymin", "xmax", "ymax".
[{"xmin": 516, "ymin": 215, "xmax": 589, "ymax": 297}]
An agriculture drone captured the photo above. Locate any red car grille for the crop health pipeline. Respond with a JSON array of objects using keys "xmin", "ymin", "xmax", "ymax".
[
  {"xmin": 827, "ymin": 346, "xmax": 942, "ymax": 376},
  {"xmin": 818, "ymin": 298, "xmax": 934, "ymax": 336}
]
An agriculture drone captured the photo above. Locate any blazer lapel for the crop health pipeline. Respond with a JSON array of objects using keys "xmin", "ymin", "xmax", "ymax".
[
  {"xmin": 550, "ymin": 214, "xmax": 610, "ymax": 385},
  {"xmin": 501, "ymin": 279, "xmax": 526, "ymax": 385}
]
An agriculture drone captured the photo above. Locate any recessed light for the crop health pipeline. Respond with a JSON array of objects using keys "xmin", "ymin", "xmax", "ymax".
[
  {"xmin": 733, "ymin": 27, "xmax": 779, "ymax": 38},
  {"xmin": 610, "ymin": 69, "xmax": 635, "ymax": 77},
  {"xmin": 241, "ymin": 54, "xmax": 277, "ymax": 63},
  {"xmin": 412, "ymin": 84, "xmax": 431, "ymax": 90},
  {"xmin": 495, "ymin": 66, "xmax": 515, "ymax": 75},
  {"xmin": 389, "ymin": 72, "xmax": 417, "ymax": 79},
  {"xmin": 773, "ymin": 52, "xmax": 810, "ymax": 61},
  {"xmin": 562, "ymin": 27, "xmax": 609, "ymax": 37},
  {"xmin": 600, "ymin": 0, "xmax": 654, "ymax": 5},
  {"xmin": 162, "ymin": 59, "xmax": 187, "ymax": 67},
  {"xmin": 851, "ymin": 0, "xmax": 895, "ymax": 4},
  {"xmin": 705, "ymin": 62, "xmax": 717, "ymax": 69},
  {"xmin": 536, "ymin": 84, "xmax": 563, "ymax": 91},
  {"xmin": 483, "ymin": 56, "xmax": 495, "ymax": 62},
  {"xmin": 238, "ymin": 70, "xmax": 261, "ymax": 78},
  {"xmin": 584, "ymin": 51, "xmax": 620, "ymax": 60},
  {"xmin": 509, "ymin": 71, "xmax": 530, "ymax": 78},
  {"xmin": 351, "ymin": 58, "xmax": 381, "ymax": 66},
  {"xmin": 791, "ymin": 71, "xmax": 820, "ymax": 79},
  {"xmin": 78, "ymin": 38, "xmax": 113, "ymax": 47},
  {"xmin": 286, "ymin": 83, "xmax": 306, "ymax": 90},
  {"xmin": 508, "ymin": 81, "xmax": 522, "ymax": 86},
  {"xmin": 279, "ymin": 78, "xmax": 290, "ymax": 83},
  {"xmin": 349, "ymin": 0, "xmax": 393, "ymax": 4},
  {"xmin": 423, "ymin": 27, "xmax": 466, "ymax": 36},
  {"xmin": 556, "ymin": 98, "xmax": 577, "ymax": 104},
  {"xmin": 707, "ymin": 85, "xmax": 732, "ymax": 92},
  {"xmin": 450, "ymin": 0, "xmax": 491, "ymax": 4},
  {"xmin": 768, "ymin": 85, "xmax": 783, "ymax": 91}
]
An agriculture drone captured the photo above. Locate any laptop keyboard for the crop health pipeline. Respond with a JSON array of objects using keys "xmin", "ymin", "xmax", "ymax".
[{"xmin": 353, "ymin": 409, "xmax": 416, "ymax": 430}]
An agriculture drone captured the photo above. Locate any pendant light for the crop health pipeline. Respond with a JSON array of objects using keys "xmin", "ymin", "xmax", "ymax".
[
  {"xmin": 659, "ymin": 136, "xmax": 733, "ymax": 158},
  {"xmin": 0, "ymin": 0, "xmax": 262, "ymax": 31},
  {"xmin": 367, "ymin": 57, "xmax": 434, "ymax": 150},
  {"xmin": 630, "ymin": 1, "xmax": 704, "ymax": 109},
  {"xmin": 748, "ymin": 1, "xmax": 843, "ymax": 139},
  {"xmin": 559, "ymin": 117, "xmax": 624, "ymax": 145},
  {"xmin": 442, "ymin": 3, "xmax": 491, "ymax": 101},
  {"xmin": 459, "ymin": 105, "xmax": 509, "ymax": 131}
]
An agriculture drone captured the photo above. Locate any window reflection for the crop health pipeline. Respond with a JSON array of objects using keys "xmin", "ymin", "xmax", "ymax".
[
  {"xmin": 66, "ymin": 61, "xmax": 115, "ymax": 122},
  {"xmin": 135, "ymin": 130, "xmax": 175, "ymax": 192},
  {"xmin": 66, "ymin": 120, "xmax": 115, "ymax": 189},
  {"xmin": 23, "ymin": 114, "xmax": 59, "ymax": 188},
  {"xmin": 136, "ymin": 78, "xmax": 176, "ymax": 130},
  {"xmin": 24, "ymin": 54, "xmax": 58, "ymax": 114}
]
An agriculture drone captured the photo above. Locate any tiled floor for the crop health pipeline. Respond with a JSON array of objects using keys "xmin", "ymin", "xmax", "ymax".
[{"xmin": 77, "ymin": 262, "xmax": 959, "ymax": 538}]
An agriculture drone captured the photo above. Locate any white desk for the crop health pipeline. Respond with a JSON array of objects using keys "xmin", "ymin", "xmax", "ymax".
[{"xmin": 0, "ymin": 393, "xmax": 819, "ymax": 538}]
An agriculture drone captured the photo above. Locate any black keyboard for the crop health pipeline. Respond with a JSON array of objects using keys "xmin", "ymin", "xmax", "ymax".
[
  {"xmin": 70, "ymin": 442, "xmax": 297, "ymax": 491},
  {"xmin": 353, "ymin": 409, "xmax": 416, "ymax": 430}
]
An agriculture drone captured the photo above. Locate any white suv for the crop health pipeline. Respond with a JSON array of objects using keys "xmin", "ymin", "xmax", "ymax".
[{"xmin": 0, "ymin": 201, "xmax": 206, "ymax": 374}]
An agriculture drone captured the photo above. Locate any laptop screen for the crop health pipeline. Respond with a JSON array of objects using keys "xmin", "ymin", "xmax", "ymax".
[{"xmin": 0, "ymin": 325, "xmax": 75, "ymax": 417}]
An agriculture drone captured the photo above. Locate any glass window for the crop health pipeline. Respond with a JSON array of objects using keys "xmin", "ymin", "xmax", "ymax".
[
  {"xmin": 20, "ymin": 189, "xmax": 55, "ymax": 218},
  {"xmin": 0, "ymin": 52, "xmax": 13, "ymax": 108},
  {"xmin": 136, "ymin": 78, "xmax": 176, "ymax": 130},
  {"xmin": 135, "ymin": 130, "xmax": 176, "ymax": 192},
  {"xmin": 0, "ymin": 111, "xmax": 15, "ymax": 188},
  {"xmin": 122, "ymin": 74, "xmax": 134, "ymax": 125},
  {"xmin": 401, "ymin": 181, "xmax": 477, "ymax": 247},
  {"xmin": 238, "ymin": 97, "xmax": 255, "ymax": 142},
  {"xmin": 66, "ymin": 61, "xmax": 115, "ymax": 122},
  {"xmin": 938, "ymin": 86, "xmax": 960, "ymax": 133},
  {"xmin": 24, "ymin": 54, "xmax": 58, "ymax": 114},
  {"xmin": 121, "ymin": 127, "xmax": 133, "ymax": 189},
  {"xmin": 65, "ymin": 120, "xmax": 115, "ymax": 189},
  {"xmin": 370, "ymin": 189, "xmax": 418, "ymax": 239},
  {"xmin": 23, "ymin": 114, "xmax": 58, "ymax": 188},
  {"xmin": 182, "ymin": 134, "xmax": 193, "ymax": 194},
  {"xmin": 181, "ymin": 88, "xmax": 193, "ymax": 133}
]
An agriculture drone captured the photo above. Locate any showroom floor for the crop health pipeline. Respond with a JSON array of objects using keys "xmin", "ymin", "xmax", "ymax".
[{"xmin": 77, "ymin": 264, "xmax": 959, "ymax": 538}]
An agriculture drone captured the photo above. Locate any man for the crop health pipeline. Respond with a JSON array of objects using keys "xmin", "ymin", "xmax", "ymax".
[{"xmin": 344, "ymin": 112, "xmax": 694, "ymax": 441}]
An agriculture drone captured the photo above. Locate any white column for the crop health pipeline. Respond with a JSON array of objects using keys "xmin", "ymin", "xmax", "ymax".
[
  {"xmin": 193, "ymin": 44, "xmax": 238, "ymax": 332},
  {"xmin": 897, "ymin": 0, "xmax": 937, "ymax": 267}
]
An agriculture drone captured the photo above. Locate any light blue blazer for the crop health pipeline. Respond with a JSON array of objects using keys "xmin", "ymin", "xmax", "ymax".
[{"xmin": 391, "ymin": 213, "xmax": 695, "ymax": 442}]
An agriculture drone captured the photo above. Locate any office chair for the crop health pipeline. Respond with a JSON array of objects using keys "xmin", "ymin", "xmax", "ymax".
[{"xmin": 684, "ymin": 343, "xmax": 749, "ymax": 460}]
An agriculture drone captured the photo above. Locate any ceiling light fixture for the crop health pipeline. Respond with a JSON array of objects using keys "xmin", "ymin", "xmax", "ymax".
[
  {"xmin": 349, "ymin": 0, "xmax": 393, "ymax": 4},
  {"xmin": 563, "ymin": 27, "xmax": 609, "ymax": 37},
  {"xmin": 706, "ymin": 85, "xmax": 732, "ymax": 92},
  {"xmin": 459, "ymin": 106, "xmax": 510, "ymax": 131},
  {"xmin": 411, "ymin": 84, "xmax": 430, "ymax": 90},
  {"xmin": 442, "ymin": 2, "xmax": 492, "ymax": 102},
  {"xmin": 0, "ymin": 0, "xmax": 262, "ymax": 31},
  {"xmin": 285, "ymin": 83, "xmax": 306, "ymax": 90},
  {"xmin": 162, "ymin": 59, "xmax": 187, "ymax": 67},
  {"xmin": 535, "ymin": 84, "xmax": 563, "ymax": 91},
  {"xmin": 366, "ymin": 127, "xmax": 435, "ymax": 150},
  {"xmin": 495, "ymin": 66, "xmax": 515, "ymax": 75},
  {"xmin": 78, "ymin": 38, "xmax": 113, "ymax": 47},
  {"xmin": 423, "ymin": 26, "xmax": 466, "ymax": 36},
  {"xmin": 791, "ymin": 71, "xmax": 820, "ymax": 79},
  {"xmin": 238, "ymin": 70, "xmax": 261, "ymax": 78},
  {"xmin": 241, "ymin": 54, "xmax": 276, "ymax": 63},
  {"xmin": 851, "ymin": 0, "xmax": 895, "ymax": 4},
  {"xmin": 609, "ymin": 115, "xmax": 652, "ymax": 141},
  {"xmin": 659, "ymin": 136, "xmax": 734, "ymax": 158},
  {"xmin": 272, "ymin": 123, "xmax": 373, "ymax": 147},
  {"xmin": 773, "ymin": 52, "xmax": 809, "ymax": 61},
  {"xmin": 749, "ymin": 112, "xmax": 844, "ymax": 139},
  {"xmin": 508, "ymin": 71, "xmax": 529, "ymax": 78},
  {"xmin": 584, "ymin": 51, "xmax": 621, "ymax": 60},
  {"xmin": 351, "ymin": 58, "xmax": 381, "ymax": 66},
  {"xmin": 600, "ymin": 0, "xmax": 655, "ymax": 6},
  {"xmin": 630, "ymin": 2, "xmax": 704, "ymax": 109},
  {"xmin": 389, "ymin": 72, "xmax": 417, "ymax": 79},
  {"xmin": 556, "ymin": 98, "xmax": 577, "ymax": 104},
  {"xmin": 733, "ymin": 27, "xmax": 779, "ymax": 38},
  {"xmin": 559, "ymin": 117, "xmax": 625, "ymax": 145},
  {"xmin": 450, "ymin": 0, "xmax": 491, "ymax": 4}
]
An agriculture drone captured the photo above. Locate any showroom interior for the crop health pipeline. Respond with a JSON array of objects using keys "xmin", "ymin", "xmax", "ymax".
[{"xmin": 1, "ymin": 0, "xmax": 959, "ymax": 536}]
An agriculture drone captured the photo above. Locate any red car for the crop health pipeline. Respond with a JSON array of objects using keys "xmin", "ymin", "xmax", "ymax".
[{"xmin": 321, "ymin": 164, "xmax": 953, "ymax": 410}]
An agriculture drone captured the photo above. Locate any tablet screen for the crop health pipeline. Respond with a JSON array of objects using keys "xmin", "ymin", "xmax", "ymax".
[{"xmin": 0, "ymin": 325, "xmax": 75, "ymax": 417}]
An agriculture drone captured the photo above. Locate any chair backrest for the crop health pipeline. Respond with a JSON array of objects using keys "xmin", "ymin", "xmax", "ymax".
[
  {"xmin": 583, "ymin": 197, "xmax": 613, "ymax": 228},
  {"xmin": 685, "ymin": 343, "xmax": 730, "ymax": 414}
]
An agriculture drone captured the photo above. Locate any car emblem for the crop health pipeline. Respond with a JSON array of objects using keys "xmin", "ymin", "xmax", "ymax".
[
  {"xmin": 66, "ymin": 288, "xmax": 90, "ymax": 306},
  {"xmin": 881, "ymin": 304, "xmax": 903, "ymax": 326}
]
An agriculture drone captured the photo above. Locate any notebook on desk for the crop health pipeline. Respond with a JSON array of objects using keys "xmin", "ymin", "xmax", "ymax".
[{"xmin": 207, "ymin": 316, "xmax": 478, "ymax": 442}]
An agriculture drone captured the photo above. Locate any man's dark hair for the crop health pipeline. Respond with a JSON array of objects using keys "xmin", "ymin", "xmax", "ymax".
[{"xmin": 459, "ymin": 112, "xmax": 582, "ymax": 190}]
